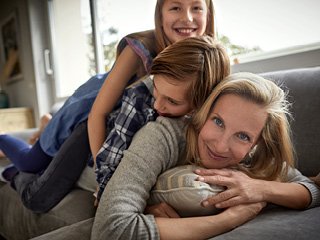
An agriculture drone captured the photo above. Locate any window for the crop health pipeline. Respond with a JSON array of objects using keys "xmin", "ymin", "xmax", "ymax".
[
  {"xmin": 48, "ymin": 0, "xmax": 156, "ymax": 99},
  {"xmin": 96, "ymin": 0, "xmax": 157, "ymax": 72},
  {"xmin": 48, "ymin": 0, "xmax": 93, "ymax": 98},
  {"xmin": 214, "ymin": 0, "xmax": 320, "ymax": 63},
  {"xmin": 49, "ymin": 0, "xmax": 320, "ymax": 99}
]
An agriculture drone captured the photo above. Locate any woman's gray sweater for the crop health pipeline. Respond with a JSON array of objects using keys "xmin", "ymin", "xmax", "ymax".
[{"xmin": 91, "ymin": 116, "xmax": 320, "ymax": 240}]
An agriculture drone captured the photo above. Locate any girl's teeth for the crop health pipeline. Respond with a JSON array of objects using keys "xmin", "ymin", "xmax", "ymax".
[{"xmin": 178, "ymin": 29, "xmax": 193, "ymax": 33}]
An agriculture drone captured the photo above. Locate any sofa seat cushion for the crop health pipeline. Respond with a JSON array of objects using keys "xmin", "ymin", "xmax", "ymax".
[
  {"xmin": 29, "ymin": 205, "xmax": 320, "ymax": 240},
  {"xmin": 30, "ymin": 218, "xmax": 94, "ymax": 240},
  {"xmin": 0, "ymin": 182, "xmax": 96, "ymax": 240},
  {"xmin": 211, "ymin": 205, "xmax": 320, "ymax": 240}
]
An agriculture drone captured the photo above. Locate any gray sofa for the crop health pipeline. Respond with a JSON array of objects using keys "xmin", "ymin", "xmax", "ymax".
[{"xmin": 1, "ymin": 66, "xmax": 320, "ymax": 239}]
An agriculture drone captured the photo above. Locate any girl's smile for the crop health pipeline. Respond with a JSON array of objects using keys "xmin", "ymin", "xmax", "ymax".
[{"xmin": 161, "ymin": 0, "xmax": 208, "ymax": 43}]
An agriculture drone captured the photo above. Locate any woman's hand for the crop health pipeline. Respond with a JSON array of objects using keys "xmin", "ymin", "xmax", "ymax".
[
  {"xmin": 145, "ymin": 202, "xmax": 180, "ymax": 218},
  {"xmin": 195, "ymin": 168, "xmax": 267, "ymax": 208}
]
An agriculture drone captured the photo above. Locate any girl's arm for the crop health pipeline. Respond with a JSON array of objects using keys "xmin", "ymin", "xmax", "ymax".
[
  {"xmin": 155, "ymin": 202, "xmax": 265, "ymax": 240},
  {"xmin": 195, "ymin": 167, "xmax": 320, "ymax": 210},
  {"xmin": 91, "ymin": 117, "xmax": 264, "ymax": 240},
  {"xmin": 88, "ymin": 45, "xmax": 141, "ymax": 160},
  {"xmin": 147, "ymin": 201, "xmax": 265, "ymax": 240}
]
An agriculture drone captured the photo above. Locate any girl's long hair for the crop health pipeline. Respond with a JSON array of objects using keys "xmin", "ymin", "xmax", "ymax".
[{"xmin": 150, "ymin": 35, "xmax": 230, "ymax": 109}]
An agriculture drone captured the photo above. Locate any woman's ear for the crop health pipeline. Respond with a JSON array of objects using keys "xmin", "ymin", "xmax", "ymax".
[
  {"xmin": 248, "ymin": 145, "xmax": 257, "ymax": 158},
  {"xmin": 185, "ymin": 110, "xmax": 195, "ymax": 119}
]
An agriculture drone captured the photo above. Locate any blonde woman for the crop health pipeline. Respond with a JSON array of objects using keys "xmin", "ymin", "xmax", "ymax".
[{"xmin": 92, "ymin": 73, "xmax": 319, "ymax": 239}]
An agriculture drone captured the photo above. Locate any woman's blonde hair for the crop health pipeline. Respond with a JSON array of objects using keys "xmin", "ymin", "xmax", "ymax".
[
  {"xmin": 150, "ymin": 35, "xmax": 230, "ymax": 109},
  {"xmin": 186, "ymin": 72, "xmax": 295, "ymax": 181},
  {"xmin": 154, "ymin": 0, "xmax": 215, "ymax": 52}
]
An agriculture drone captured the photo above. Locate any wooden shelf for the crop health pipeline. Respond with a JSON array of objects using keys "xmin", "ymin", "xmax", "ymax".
[{"xmin": 0, "ymin": 107, "xmax": 35, "ymax": 132}]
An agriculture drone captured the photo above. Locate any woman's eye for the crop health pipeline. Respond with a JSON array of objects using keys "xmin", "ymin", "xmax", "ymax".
[
  {"xmin": 213, "ymin": 117, "xmax": 223, "ymax": 127},
  {"xmin": 238, "ymin": 133, "xmax": 250, "ymax": 142}
]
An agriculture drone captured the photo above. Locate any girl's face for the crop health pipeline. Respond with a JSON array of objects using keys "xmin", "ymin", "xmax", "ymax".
[
  {"xmin": 198, "ymin": 94, "xmax": 267, "ymax": 169},
  {"xmin": 161, "ymin": 0, "xmax": 208, "ymax": 44},
  {"xmin": 153, "ymin": 74, "xmax": 193, "ymax": 117}
]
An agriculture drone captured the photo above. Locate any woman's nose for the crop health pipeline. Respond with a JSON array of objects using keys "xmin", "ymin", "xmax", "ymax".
[{"xmin": 213, "ymin": 135, "xmax": 230, "ymax": 154}]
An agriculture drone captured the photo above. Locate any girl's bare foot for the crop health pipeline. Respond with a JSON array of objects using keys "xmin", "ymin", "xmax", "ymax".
[
  {"xmin": 28, "ymin": 113, "xmax": 52, "ymax": 145},
  {"xmin": 40, "ymin": 113, "xmax": 52, "ymax": 130}
]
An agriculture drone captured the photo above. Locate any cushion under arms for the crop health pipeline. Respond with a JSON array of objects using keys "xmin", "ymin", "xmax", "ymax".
[{"xmin": 149, "ymin": 165, "xmax": 224, "ymax": 217}]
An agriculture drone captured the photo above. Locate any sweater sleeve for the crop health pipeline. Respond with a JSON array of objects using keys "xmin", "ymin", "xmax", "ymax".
[
  {"xmin": 286, "ymin": 167, "xmax": 320, "ymax": 208},
  {"xmin": 91, "ymin": 117, "xmax": 186, "ymax": 240}
]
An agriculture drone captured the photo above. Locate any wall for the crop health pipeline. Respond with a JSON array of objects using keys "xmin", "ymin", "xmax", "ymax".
[
  {"xmin": 0, "ymin": 0, "xmax": 53, "ymax": 124},
  {"xmin": 0, "ymin": 0, "xmax": 39, "ymax": 121}
]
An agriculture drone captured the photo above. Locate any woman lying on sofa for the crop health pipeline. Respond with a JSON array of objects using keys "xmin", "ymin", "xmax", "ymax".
[{"xmin": 91, "ymin": 72, "xmax": 320, "ymax": 240}]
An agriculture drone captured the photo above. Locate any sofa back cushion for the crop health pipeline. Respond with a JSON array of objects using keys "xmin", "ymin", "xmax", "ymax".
[{"xmin": 261, "ymin": 67, "xmax": 320, "ymax": 176}]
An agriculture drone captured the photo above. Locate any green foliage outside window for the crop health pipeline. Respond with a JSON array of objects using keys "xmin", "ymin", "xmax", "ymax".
[{"xmin": 88, "ymin": 29, "xmax": 262, "ymax": 74}]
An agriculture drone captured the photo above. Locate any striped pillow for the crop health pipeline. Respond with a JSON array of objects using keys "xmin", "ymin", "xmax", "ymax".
[{"xmin": 148, "ymin": 165, "xmax": 224, "ymax": 217}]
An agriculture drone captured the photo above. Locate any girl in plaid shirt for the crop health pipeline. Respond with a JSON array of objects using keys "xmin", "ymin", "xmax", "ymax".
[{"xmin": 94, "ymin": 35, "xmax": 230, "ymax": 202}]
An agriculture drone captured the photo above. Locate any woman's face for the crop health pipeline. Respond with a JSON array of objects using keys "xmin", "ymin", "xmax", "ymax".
[
  {"xmin": 198, "ymin": 94, "xmax": 267, "ymax": 169},
  {"xmin": 153, "ymin": 74, "xmax": 193, "ymax": 117},
  {"xmin": 161, "ymin": 0, "xmax": 208, "ymax": 44}
]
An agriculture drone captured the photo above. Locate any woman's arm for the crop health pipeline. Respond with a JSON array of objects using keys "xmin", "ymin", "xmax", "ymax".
[
  {"xmin": 91, "ymin": 117, "xmax": 186, "ymax": 240},
  {"xmin": 88, "ymin": 45, "xmax": 141, "ymax": 160},
  {"xmin": 195, "ymin": 167, "xmax": 320, "ymax": 210},
  {"xmin": 91, "ymin": 118, "xmax": 264, "ymax": 240}
]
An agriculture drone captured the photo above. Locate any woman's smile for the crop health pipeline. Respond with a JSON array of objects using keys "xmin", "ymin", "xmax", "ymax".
[
  {"xmin": 198, "ymin": 94, "xmax": 267, "ymax": 169},
  {"xmin": 206, "ymin": 144, "xmax": 227, "ymax": 161}
]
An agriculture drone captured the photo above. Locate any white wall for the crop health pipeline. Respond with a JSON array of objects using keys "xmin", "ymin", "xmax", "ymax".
[
  {"xmin": 0, "ymin": 0, "xmax": 38, "ymax": 118},
  {"xmin": 0, "ymin": 0, "xmax": 54, "ymax": 124}
]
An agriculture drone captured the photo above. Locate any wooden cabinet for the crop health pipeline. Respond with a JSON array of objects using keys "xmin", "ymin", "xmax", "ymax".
[{"xmin": 0, "ymin": 107, "xmax": 35, "ymax": 132}]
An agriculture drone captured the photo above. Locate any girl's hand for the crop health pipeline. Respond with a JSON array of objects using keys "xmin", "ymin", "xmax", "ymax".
[
  {"xmin": 310, "ymin": 172, "xmax": 320, "ymax": 187},
  {"xmin": 145, "ymin": 202, "xmax": 180, "ymax": 218},
  {"xmin": 195, "ymin": 168, "xmax": 266, "ymax": 208},
  {"xmin": 93, "ymin": 186, "xmax": 99, "ymax": 207},
  {"xmin": 224, "ymin": 201, "xmax": 267, "ymax": 228}
]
